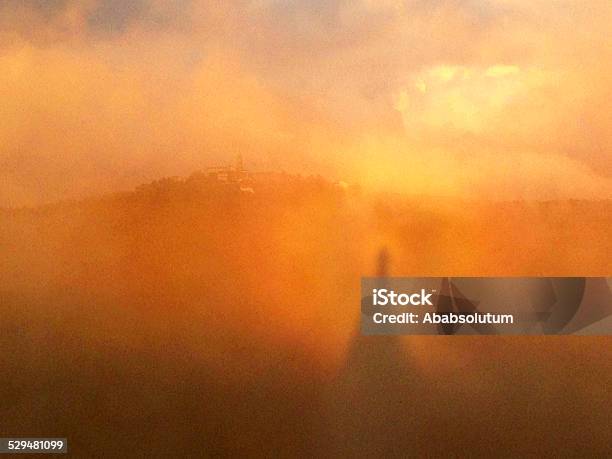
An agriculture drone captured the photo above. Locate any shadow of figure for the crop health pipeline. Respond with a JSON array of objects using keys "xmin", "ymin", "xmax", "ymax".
[{"xmin": 327, "ymin": 248, "xmax": 426, "ymax": 457}]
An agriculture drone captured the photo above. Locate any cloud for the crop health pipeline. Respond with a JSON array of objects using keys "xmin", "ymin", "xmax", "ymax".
[
  {"xmin": 343, "ymin": 134, "xmax": 612, "ymax": 199},
  {"xmin": 0, "ymin": 0, "xmax": 610, "ymax": 205}
]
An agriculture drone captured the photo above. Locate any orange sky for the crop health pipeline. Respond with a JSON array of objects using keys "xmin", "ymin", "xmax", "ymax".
[{"xmin": 1, "ymin": 0, "xmax": 611, "ymax": 206}]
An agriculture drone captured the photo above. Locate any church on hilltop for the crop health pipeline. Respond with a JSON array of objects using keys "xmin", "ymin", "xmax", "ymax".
[{"xmin": 205, "ymin": 154, "xmax": 254, "ymax": 193}]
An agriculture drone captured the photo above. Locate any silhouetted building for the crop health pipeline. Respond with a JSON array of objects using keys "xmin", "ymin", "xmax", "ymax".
[{"xmin": 206, "ymin": 154, "xmax": 254, "ymax": 192}]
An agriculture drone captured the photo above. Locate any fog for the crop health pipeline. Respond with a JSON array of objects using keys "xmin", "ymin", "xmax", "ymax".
[{"xmin": 0, "ymin": 177, "xmax": 610, "ymax": 455}]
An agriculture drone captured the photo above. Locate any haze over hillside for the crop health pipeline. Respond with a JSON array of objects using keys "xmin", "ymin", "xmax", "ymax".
[{"xmin": 2, "ymin": 1, "xmax": 611, "ymax": 455}]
